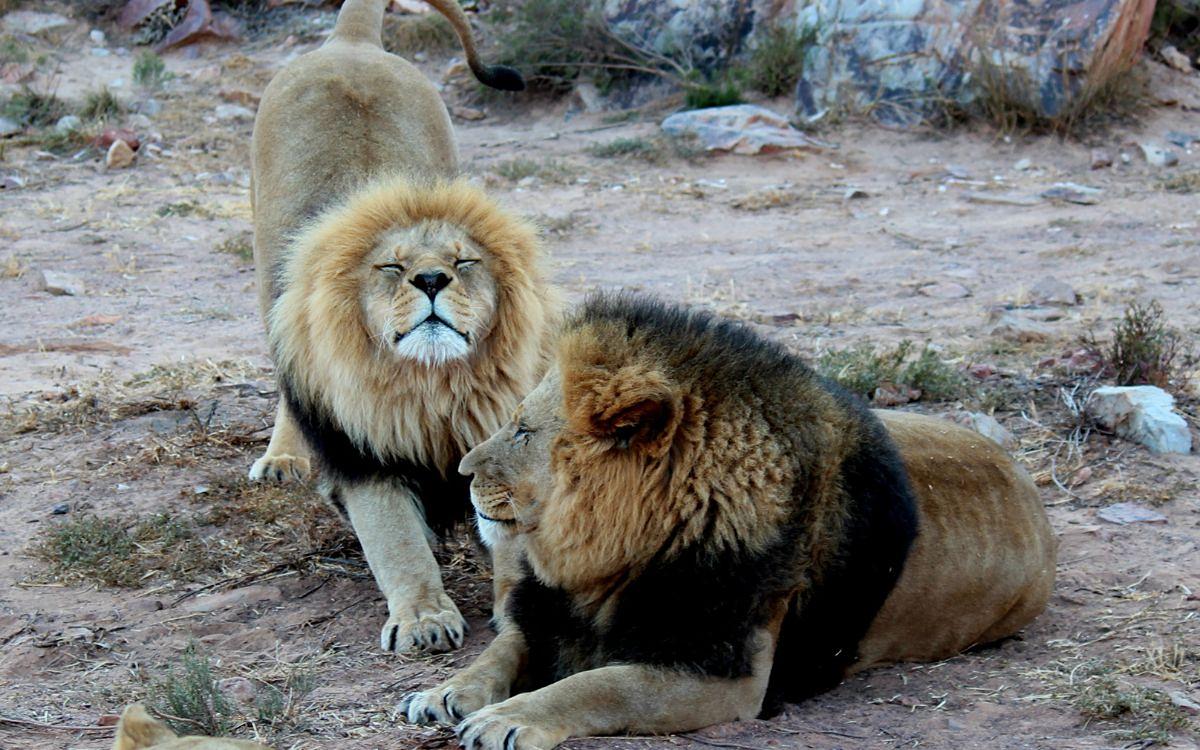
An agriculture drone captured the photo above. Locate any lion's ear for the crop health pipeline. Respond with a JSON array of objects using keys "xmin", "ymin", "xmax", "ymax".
[{"xmin": 565, "ymin": 363, "xmax": 682, "ymax": 456}]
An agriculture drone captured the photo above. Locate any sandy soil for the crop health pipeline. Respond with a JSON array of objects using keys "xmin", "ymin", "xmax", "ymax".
[{"xmin": 1, "ymin": 6, "xmax": 1199, "ymax": 750}]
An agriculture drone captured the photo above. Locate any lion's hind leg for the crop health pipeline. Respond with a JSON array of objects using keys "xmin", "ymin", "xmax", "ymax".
[{"xmin": 249, "ymin": 399, "xmax": 312, "ymax": 482}]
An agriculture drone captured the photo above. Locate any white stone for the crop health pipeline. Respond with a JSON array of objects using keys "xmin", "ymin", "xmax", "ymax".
[
  {"xmin": 953, "ymin": 411, "xmax": 1017, "ymax": 450},
  {"xmin": 105, "ymin": 139, "xmax": 136, "ymax": 170},
  {"xmin": 0, "ymin": 116, "xmax": 21, "ymax": 137},
  {"xmin": 661, "ymin": 105, "xmax": 827, "ymax": 155},
  {"xmin": 38, "ymin": 270, "xmax": 86, "ymax": 296},
  {"xmin": 1087, "ymin": 386, "xmax": 1191, "ymax": 454},
  {"xmin": 1139, "ymin": 142, "xmax": 1179, "ymax": 168},
  {"xmin": 90, "ymin": 29, "xmax": 107, "ymax": 45},
  {"xmin": 1028, "ymin": 277, "xmax": 1077, "ymax": 306},
  {"xmin": 214, "ymin": 104, "xmax": 255, "ymax": 122},
  {"xmin": 54, "ymin": 115, "xmax": 82, "ymax": 134}
]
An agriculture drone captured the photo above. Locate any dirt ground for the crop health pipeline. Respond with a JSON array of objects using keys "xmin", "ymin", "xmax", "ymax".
[{"xmin": 1, "ymin": 6, "xmax": 1199, "ymax": 750}]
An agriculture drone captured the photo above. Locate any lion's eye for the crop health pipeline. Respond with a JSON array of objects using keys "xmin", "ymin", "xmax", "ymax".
[
  {"xmin": 376, "ymin": 263, "xmax": 405, "ymax": 275},
  {"xmin": 455, "ymin": 259, "xmax": 480, "ymax": 270},
  {"xmin": 513, "ymin": 424, "xmax": 534, "ymax": 443}
]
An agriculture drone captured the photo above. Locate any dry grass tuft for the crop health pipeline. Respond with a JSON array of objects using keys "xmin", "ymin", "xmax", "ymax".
[
  {"xmin": 1160, "ymin": 171, "xmax": 1200, "ymax": 194},
  {"xmin": 1104, "ymin": 300, "xmax": 1184, "ymax": 389}
]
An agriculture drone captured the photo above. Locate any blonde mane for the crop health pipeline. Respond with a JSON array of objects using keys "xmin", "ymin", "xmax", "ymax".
[{"xmin": 270, "ymin": 177, "xmax": 555, "ymax": 473}]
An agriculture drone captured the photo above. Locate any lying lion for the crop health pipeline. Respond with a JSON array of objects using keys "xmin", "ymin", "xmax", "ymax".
[
  {"xmin": 112, "ymin": 705, "xmax": 269, "ymax": 750},
  {"xmin": 403, "ymin": 294, "xmax": 1056, "ymax": 748},
  {"xmin": 249, "ymin": 0, "xmax": 555, "ymax": 654}
]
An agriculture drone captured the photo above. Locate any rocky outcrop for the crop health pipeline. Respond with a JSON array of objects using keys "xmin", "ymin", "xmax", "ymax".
[{"xmin": 794, "ymin": 0, "xmax": 1156, "ymax": 124}]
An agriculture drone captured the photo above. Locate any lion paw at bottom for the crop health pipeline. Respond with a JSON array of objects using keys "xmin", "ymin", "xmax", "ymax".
[
  {"xmin": 455, "ymin": 702, "xmax": 565, "ymax": 750},
  {"xmin": 381, "ymin": 597, "xmax": 466, "ymax": 654},
  {"xmin": 400, "ymin": 679, "xmax": 501, "ymax": 724}
]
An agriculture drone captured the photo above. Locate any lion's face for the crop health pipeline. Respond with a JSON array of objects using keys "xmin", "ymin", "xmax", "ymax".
[
  {"xmin": 361, "ymin": 220, "xmax": 499, "ymax": 366},
  {"xmin": 459, "ymin": 368, "xmax": 563, "ymax": 548}
]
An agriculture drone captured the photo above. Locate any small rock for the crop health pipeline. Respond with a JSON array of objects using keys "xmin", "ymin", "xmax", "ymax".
[
  {"xmin": 967, "ymin": 363, "xmax": 996, "ymax": 379},
  {"xmin": 1160, "ymin": 44, "xmax": 1194, "ymax": 74},
  {"xmin": 963, "ymin": 191, "xmax": 1042, "ymax": 206},
  {"xmin": 843, "ymin": 187, "xmax": 868, "ymax": 200},
  {"xmin": 1089, "ymin": 148, "xmax": 1113, "ymax": 169},
  {"xmin": 193, "ymin": 485, "xmax": 210, "ymax": 495},
  {"xmin": 0, "ymin": 116, "xmax": 21, "ymax": 137},
  {"xmin": 1097, "ymin": 502, "xmax": 1167, "ymax": 525},
  {"xmin": 214, "ymin": 104, "xmax": 255, "ymax": 122},
  {"xmin": 90, "ymin": 29, "xmax": 107, "ymax": 45},
  {"xmin": 917, "ymin": 281, "xmax": 971, "ymax": 299},
  {"xmin": 1040, "ymin": 184, "xmax": 1101, "ymax": 205},
  {"xmin": 1013, "ymin": 157, "xmax": 1033, "ymax": 171},
  {"xmin": 451, "ymin": 106, "xmax": 486, "ymax": 121},
  {"xmin": 1165, "ymin": 131, "xmax": 1199, "ymax": 149},
  {"xmin": 97, "ymin": 714, "xmax": 121, "ymax": 727},
  {"xmin": 54, "ymin": 115, "xmax": 82, "ymax": 134},
  {"xmin": 872, "ymin": 384, "xmax": 921, "ymax": 407},
  {"xmin": 950, "ymin": 411, "xmax": 1017, "ymax": 450},
  {"xmin": 217, "ymin": 677, "xmax": 257, "ymax": 705},
  {"xmin": 105, "ymin": 139, "xmax": 136, "ymax": 169},
  {"xmin": 1028, "ymin": 277, "xmax": 1078, "ymax": 306},
  {"xmin": 1169, "ymin": 691, "xmax": 1200, "ymax": 714},
  {"xmin": 2, "ymin": 11, "xmax": 71, "ymax": 36},
  {"xmin": 0, "ymin": 175, "xmax": 23, "ymax": 190},
  {"xmin": 51, "ymin": 503, "xmax": 69, "ymax": 515},
  {"xmin": 988, "ymin": 312, "xmax": 1052, "ymax": 343},
  {"xmin": 661, "ymin": 105, "xmax": 829, "ymax": 155},
  {"xmin": 1139, "ymin": 142, "xmax": 1179, "ymax": 168},
  {"xmin": 1087, "ymin": 385, "xmax": 1192, "ymax": 454},
  {"xmin": 38, "ymin": 270, "xmax": 86, "ymax": 296}
]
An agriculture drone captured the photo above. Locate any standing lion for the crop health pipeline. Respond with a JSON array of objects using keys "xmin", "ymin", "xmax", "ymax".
[{"xmin": 248, "ymin": 0, "xmax": 556, "ymax": 654}]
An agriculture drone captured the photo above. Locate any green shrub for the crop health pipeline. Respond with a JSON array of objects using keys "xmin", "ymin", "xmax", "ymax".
[
  {"xmin": 684, "ymin": 75, "xmax": 743, "ymax": 109},
  {"xmin": 80, "ymin": 87, "xmax": 123, "ymax": 121},
  {"xmin": 746, "ymin": 23, "xmax": 815, "ymax": 97},
  {"xmin": 817, "ymin": 341, "xmax": 965, "ymax": 402},
  {"xmin": 132, "ymin": 51, "xmax": 170, "ymax": 90},
  {"xmin": 1106, "ymin": 300, "xmax": 1182, "ymax": 388},
  {"xmin": 2, "ymin": 85, "xmax": 69, "ymax": 128},
  {"xmin": 148, "ymin": 643, "xmax": 234, "ymax": 737}
]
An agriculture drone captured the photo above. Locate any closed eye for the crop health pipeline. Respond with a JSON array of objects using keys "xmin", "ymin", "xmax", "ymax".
[
  {"xmin": 455, "ymin": 259, "xmax": 481, "ymax": 270},
  {"xmin": 513, "ymin": 423, "xmax": 534, "ymax": 443},
  {"xmin": 376, "ymin": 263, "xmax": 405, "ymax": 275}
]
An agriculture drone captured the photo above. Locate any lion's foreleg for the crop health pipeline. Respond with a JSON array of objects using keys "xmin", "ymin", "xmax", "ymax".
[
  {"xmin": 340, "ymin": 479, "xmax": 467, "ymax": 654},
  {"xmin": 248, "ymin": 399, "xmax": 312, "ymax": 482},
  {"xmin": 401, "ymin": 628, "xmax": 527, "ymax": 724},
  {"xmin": 489, "ymin": 535, "xmax": 525, "ymax": 629},
  {"xmin": 455, "ymin": 627, "xmax": 779, "ymax": 750}
]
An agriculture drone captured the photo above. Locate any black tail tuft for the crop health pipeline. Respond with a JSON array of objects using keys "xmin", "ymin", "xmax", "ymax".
[{"xmin": 475, "ymin": 64, "xmax": 526, "ymax": 92}]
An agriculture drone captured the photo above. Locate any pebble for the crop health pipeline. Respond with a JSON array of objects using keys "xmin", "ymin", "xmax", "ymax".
[
  {"xmin": 1139, "ymin": 142, "xmax": 1179, "ymax": 168},
  {"xmin": 51, "ymin": 503, "xmax": 69, "ymax": 515},
  {"xmin": 452, "ymin": 106, "xmax": 486, "ymax": 121},
  {"xmin": 217, "ymin": 677, "xmax": 257, "ymax": 704},
  {"xmin": 89, "ymin": 29, "xmax": 106, "ymax": 45},
  {"xmin": 105, "ymin": 139, "xmax": 136, "ymax": 169},
  {"xmin": 1087, "ymin": 385, "xmax": 1191, "ymax": 454},
  {"xmin": 1089, "ymin": 148, "xmax": 1112, "ymax": 169},
  {"xmin": 54, "ymin": 115, "xmax": 82, "ymax": 134},
  {"xmin": 1097, "ymin": 502, "xmax": 1167, "ymax": 525},
  {"xmin": 1028, "ymin": 277, "xmax": 1078, "ymax": 306},
  {"xmin": 0, "ymin": 116, "xmax": 21, "ymax": 137},
  {"xmin": 1013, "ymin": 157, "xmax": 1033, "ymax": 171},
  {"xmin": 214, "ymin": 104, "xmax": 255, "ymax": 122},
  {"xmin": 917, "ymin": 281, "xmax": 971, "ymax": 299},
  {"xmin": 1160, "ymin": 44, "xmax": 1194, "ymax": 74},
  {"xmin": 38, "ymin": 269, "xmax": 86, "ymax": 296}
]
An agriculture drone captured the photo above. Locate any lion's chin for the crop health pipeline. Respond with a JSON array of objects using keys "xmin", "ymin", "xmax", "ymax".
[
  {"xmin": 473, "ymin": 511, "xmax": 517, "ymax": 549},
  {"xmin": 392, "ymin": 320, "xmax": 472, "ymax": 366}
]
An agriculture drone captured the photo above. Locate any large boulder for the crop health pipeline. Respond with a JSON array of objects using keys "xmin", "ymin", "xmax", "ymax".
[{"xmin": 794, "ymin": 0, "xmax": 1156, "ymax": 123}]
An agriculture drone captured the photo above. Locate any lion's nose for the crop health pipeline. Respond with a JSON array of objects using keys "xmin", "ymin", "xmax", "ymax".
[{"xmin": 411, "ymin": 271, "xmax": 451, "ymax": 298}]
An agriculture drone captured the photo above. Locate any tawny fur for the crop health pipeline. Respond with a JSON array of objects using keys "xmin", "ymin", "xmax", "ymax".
[
  {"xmin": 271, "ymin": 179, "xmax": 555, "ymax": 472},
  {"xmin": 112, "ymin": 705, "xmax": 269, "ymax": 750},
  {"xmin": 405, "ymin": 299, "xmax": 1056, "ymax": 749}
]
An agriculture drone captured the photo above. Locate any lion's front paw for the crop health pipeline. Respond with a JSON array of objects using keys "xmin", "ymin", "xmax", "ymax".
[
  {"xmin": 248, "ymin": 452, "xmax": 311, "ymax": 483},
  {"xmin": 400, "ymin": 677, "xmax": 499, "ymax": 725},
  {"xmin": 382, "ymin": 594, "xmax": 466, "ymax": 654},
  {"xmin": 455, "ymin": 702, "xmax": 565, "ymax": 750}
]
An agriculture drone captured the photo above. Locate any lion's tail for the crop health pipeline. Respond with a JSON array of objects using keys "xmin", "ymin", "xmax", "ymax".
[{"xmin": 331, "ymin": 0, "xmax": 526, "ymax": 92}]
